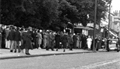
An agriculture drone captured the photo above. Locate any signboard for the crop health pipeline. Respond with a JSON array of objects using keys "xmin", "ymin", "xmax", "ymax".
[
  {"xmin": 113, "ymin": 16, "xmax": 120, "ymax": 23},
  {"xmin": 87, "ymin": 23, "xmax": 99, "ymax": 29}
]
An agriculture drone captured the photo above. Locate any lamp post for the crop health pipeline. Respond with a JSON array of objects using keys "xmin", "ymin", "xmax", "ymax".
[
  {"xmin": 106, "ymin": 1, "xmax": 112, "ymax": 52},
  {"xmin": 93, "ymin": 0, "xmax": 97, "ymax": 52}
]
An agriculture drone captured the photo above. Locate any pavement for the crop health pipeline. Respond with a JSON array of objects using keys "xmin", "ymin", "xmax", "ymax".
[{"xmin": 0, "ymin": 48, "xmax": 93, "ymax": 60}]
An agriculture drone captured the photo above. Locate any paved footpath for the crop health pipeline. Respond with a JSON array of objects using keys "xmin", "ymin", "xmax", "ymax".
[{"xmin": 0, "ymin": 48, "xmax": 92, "ymax": 60}]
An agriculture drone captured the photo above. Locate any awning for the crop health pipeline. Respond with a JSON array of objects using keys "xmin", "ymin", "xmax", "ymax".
[
  {"xmin": 74, "ymin": 26, "xmax": 93, "ymax": 30},
  {"xmin": 109, "ymin": 30, "xmax": 118, "ymax": 37}
]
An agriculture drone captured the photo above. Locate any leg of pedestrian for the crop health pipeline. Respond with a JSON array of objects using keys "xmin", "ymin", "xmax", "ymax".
[
  {"xmin": 25, "ymin": 48, "xmax": 30, "ymax": 55},
  {"xmin": 14, "ymin": 41, "xmax": 17, "ymax": 53},
  {"xmin": 10, "ymin": 40, "xmax": 13, "ymax": 52}
]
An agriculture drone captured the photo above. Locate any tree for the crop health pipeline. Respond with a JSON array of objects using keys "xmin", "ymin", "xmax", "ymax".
[
  {"xmin": 1, "ymin": 0, "xmax": 59, "ymax": 29},
  {"xmin": 113, "ymin": 10, "xmax": 120, "ymax": 16},
  {"xmin": 66, "ymin": 0, "xmax": 111, "ymax": 26},
  {"xmin": 51, "ymin": 0, "xmax": 78, "ymax": 30},
  {"xmin": 1, "ymin": 0, "xmax": 112, "ymax": 29}
]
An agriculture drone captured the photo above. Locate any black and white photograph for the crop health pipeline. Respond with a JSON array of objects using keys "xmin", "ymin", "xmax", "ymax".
[{"xmin": 0, "ymin": 0, "xmax": 120, "ymax": 69}]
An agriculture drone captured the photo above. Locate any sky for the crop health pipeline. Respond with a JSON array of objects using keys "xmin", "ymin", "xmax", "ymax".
[
  {"xmin": 111, "ymin": 0, "xmax": 120, "ymax": 12},
  {"xmin": 101, "ymin": 0, "xmax": 120, "ymax": 25}
]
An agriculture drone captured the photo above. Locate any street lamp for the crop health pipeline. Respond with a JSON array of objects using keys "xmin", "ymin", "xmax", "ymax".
[{"xmin": 93, "ymin": 0, "xmax": 97, "ymax": 52}]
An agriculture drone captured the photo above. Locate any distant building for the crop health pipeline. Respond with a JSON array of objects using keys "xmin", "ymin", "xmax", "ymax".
[
  {"xmin": 101, "ymin": 11, "xmax": 120, "ymax": 38},
  {"xmin": 109, "ymin": 12, "xmax": 120, "ymax": 33}
]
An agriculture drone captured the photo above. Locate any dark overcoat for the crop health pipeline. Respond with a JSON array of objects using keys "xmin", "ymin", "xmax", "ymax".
[
  {"xmin": 21, "ymin": 31, "xmax": 33, "ymax": 49},
  {"xmin": 7, "ymin": 30, "xmax": 15, "ymax": 41},
  {"xmin": 14, "ymin": 30, "xmax": 21, "ymax": 41}
]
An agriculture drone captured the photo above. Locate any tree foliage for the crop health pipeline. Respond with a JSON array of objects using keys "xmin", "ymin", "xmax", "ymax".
[{"xmin": 1, "ymin": 0, "xmax": 112, "ymax": 29}]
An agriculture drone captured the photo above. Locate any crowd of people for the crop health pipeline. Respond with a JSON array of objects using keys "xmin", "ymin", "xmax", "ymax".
[{"xmin": 0, "ymin": 24, "xmax": 120, "ymax": 55}]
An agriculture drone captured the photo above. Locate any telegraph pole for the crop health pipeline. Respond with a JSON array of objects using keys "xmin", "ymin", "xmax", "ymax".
[
  {"xmin": 0, "ymin": 0, "xmax": 1, "ymax": 24},
  {"xmin": 106, "ymin": 1, "xmax": 112, "ymax": 52},
  {"xmin": 108, "ymin": 1, "xmax": 111, "ymax": 39},
  {"xmin": 93, "ymin": 0, "xmax": 97, "ymax": 52}
]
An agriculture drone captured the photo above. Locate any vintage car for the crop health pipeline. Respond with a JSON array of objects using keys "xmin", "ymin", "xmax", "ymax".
[{"xmin": 109, "ymin": 39, "xmax": 119, "ymax": 52}]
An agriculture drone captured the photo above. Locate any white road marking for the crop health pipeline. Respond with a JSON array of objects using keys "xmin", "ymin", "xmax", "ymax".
[{"xmin": 70, "ymin": 59, "xmax": 120, "ymax": 69}]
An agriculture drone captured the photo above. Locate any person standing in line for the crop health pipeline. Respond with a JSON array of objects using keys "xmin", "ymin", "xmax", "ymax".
[
  {"xmin": 46, "ymin": 31, "xmax": 55, "ymax": 51},
  {"xmin": 32, "ymin": 30, "xmax": 38, "ymax": 49},
  {"xmin": 61, "ymin": 33, "xmax": 68, "ymax": 52},
  {"xmin": 51, "ymin": 32, "xmax": 55, "ymax": 50},
  {"xmin": 79, "ymin": 34, "xmax": 82, "ymax": 49},
  {"xmin": 73, "ymin": 34, "xmax": 77, "ymax": 48},
  {"xmin": 46, "ymin": 31, "xmax": 50, "ymax": 50},
  {"xmin": 43, "ymin": 32, "xmax": 48, "ymax": 49},
  {"xmin": 7, "ymin": 26, "xmax": 15, "ymax": 52},
  {"xmin": 106, "ymin": 38, "xmax": 110, "ymax": 52},
  {"xmin": 37, "ymin": 30, "xmax": 42, "ymax": 49},
  {"xmin": 55, "ymin": 32, "xmax": 61, "ymax": 51},
  {"xmin": 40, "ymin": 32, "xmax": 44, "ymax": 49},
  {"xmin": 35, "ymin": 30, "xmax": 39, "ymax": 49},
  {"xmin": 76, "ymin": 34, "xmax": 80, "ymax": 48},
  {"xmin": 116, "ymin": 38, "xmax": 120, "ymax": 52},
  {"xmin": 5, "ymin": 27, "xmax": 10, "ymax": 49},
  {"xmin": 21, "ymin": 28, "xmax": 33, "ymax": 55},
  {"xmin": 83, "ymin": 35, "xmax": 88, "ymax": 49},
  {"xmin": 87, "ymin": 36, "xmax": 92, "ymax": 50},
  {"xmin": 2, "ymin": 26, "xmax": 6, "ymax": 48},
  {"xmin": 68, "ymin": 33, "xmax": 73, "ymax": 50},
  {"xmin": 14, "ymin": 27, "xmax": 21, "ymax": 53},
  {"xmin": 96, "ymin": 37, "xmax": 101, "ymax": 51},
  {"xmin": 0, "ymin": 27, "xmax": 2, "ymax": 48}
]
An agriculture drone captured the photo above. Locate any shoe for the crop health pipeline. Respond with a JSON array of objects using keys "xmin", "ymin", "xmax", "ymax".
[
  {"xmin": 63, "ymin": 49, "xmax": 65, "ymax": 52},
  {"xmin": 56, "ymin": 49, "xmax": 58, "ymax": 51},
  {"xmin": 14, "ymin": 50, "xmax": 16, "ymax": 53},
  {"xmin": 18, "ymin": 50, "xmax": 21, "ymax": 53},
  {"xmin": 26, "ymin": 53, "xmax": 30, "ymax": 55},
  {"xmin": 10, "ymin": 50, "xmax": 13, "ymax": 52},
  {"xmin": 46, "ymin": 49, "xmax": 49, "ymax": 51},
  {"xmin": 51, "ymin": 49, "xmax": 54, "ymax": 51},
  {"xmin": 70, "ymin": 49, "xmax": 73, "ymax": 51}
]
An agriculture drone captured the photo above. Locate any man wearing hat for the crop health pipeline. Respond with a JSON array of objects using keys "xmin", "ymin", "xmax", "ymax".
[{"xmin": 61, "ymin": 33, "xmax": 68, "ymax": 52}]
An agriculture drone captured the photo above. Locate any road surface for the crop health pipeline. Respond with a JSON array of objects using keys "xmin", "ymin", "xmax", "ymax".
[{"xmin": 0, "ymin": 51, "xmax": 120, "ymax": 69}]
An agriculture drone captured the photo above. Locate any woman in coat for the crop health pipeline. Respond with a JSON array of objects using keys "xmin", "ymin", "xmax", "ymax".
[
  {"xmin": 37, "ymin": 31, "xmax": 42, "ymax": 49},
  {"xmin": 43, "ymin": 32, "xmax": 48, "ymax": 49}
]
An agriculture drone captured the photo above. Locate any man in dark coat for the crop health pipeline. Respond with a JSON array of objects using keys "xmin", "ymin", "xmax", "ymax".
[
  {"xmin": 2, "ymin": 28, "xmax": 6, "ymax": 48},
  {"xmin": 32, "ymin": 30, "xmax": 38, "ymax": 49},
  {"xmin": 82, "ymin": 35, "xmax": 87, "ymax": 49},
  {"xmin": 55, "ymin": 32, "xmax": 61, "ymax": 51},
  {"xmin": 7, "ymin": 26, "xmax": 15, "ymax": 52},
  {"xmin": 68, "ymin": 33, "xmax": 73, "ymax": 50},
  {"xmin": 106, "ymin": 38, "xmax": 110, "ymax": 52},
  {"xmin": 21, "ymin": 29, "xmax": 33, "ymax": 55},
  {"xmin": 14, "ymin": 28, "xmax": 21, "ymax": 53},
  {"xmin": 46, "ymin": 32, "xmax": 55, "ymax": 51},
  {"xmin": 73, "ymin": 34, "xmax": 77, "ymax": 48},
  {"xmin": 61, "ymin": 33, "xmax": 68, "ymax": 52}
]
